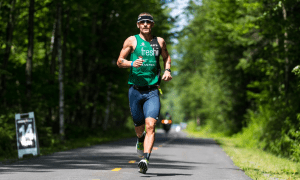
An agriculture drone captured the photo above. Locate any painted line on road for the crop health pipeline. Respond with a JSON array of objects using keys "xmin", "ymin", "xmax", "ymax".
[
  {"xmin": 111, "ymin": 168, "xmax": 122, "ymax": 171},
  {"xmin": 128, "ymin": 160, "xmax": 136, "ymax": 163},
  {"xmin": 153, "ymin": 147, "xmax": 158, "ymax": 150}
]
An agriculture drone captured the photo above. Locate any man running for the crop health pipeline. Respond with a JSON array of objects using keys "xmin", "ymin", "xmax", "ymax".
[{"xmin": 117, "ymin": 12, "xmax": 172, "ymax": 174}]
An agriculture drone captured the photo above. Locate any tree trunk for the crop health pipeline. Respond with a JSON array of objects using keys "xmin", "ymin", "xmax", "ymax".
[
  {"xmin": 57, "ymin": 2, "xmax": 64, "ymax": 140},
  {"xmin": 50, "ymin": 20, "xmax": 57, "ymax": 77},
  {"xmin": 62, "ymin": 8, "xmax": 69, "ymax": 123},
  {"xmin": 26, "ymin": 0, "xmax": 35, "ymax": 102},
  {"xmin": 282, "ymin": 4, "xmax": 289, "ymax": 95},
  {"xmin": 103, "ymin": 83, "xmax": 111, "ymax": 131},
  {"xmin": 1, "ymin": 0, "xmax": 15, "ymax": 104}
]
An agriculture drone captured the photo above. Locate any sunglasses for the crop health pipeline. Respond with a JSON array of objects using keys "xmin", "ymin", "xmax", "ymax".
[{"xmin": 139, "ymin": 20, "xmax": 153, "ymax": 24}]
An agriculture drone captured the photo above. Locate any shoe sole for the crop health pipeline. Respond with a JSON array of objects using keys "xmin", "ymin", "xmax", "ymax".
[{"xmin": 138, "ymin": 161, "xmax": 148, "ymax": 174}]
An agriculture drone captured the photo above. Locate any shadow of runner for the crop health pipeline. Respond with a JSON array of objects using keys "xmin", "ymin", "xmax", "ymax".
[{"xmin": 141, "ymin": 173, "xmax": 193, "ymax": 177}]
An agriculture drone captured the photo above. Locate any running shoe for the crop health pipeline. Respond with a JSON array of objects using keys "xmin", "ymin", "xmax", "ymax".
[
  {"xmin": 138, "ymin": 158, "xmax": 149, "ymax": 174},
  {"xmin": 136, "ymin": 132, "xmax": 145, "ymax": 158},
  {"xmin": 136, "ymin": 140, "xmax": 144, "ymax": 158}
]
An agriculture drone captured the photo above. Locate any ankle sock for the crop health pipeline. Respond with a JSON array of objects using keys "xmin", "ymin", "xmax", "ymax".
[{"xmin": 143, "ymin": 153, "xmax": 151, "ymax": 161}]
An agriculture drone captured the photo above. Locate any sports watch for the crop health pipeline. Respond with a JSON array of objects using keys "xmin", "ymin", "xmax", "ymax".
[{"xmin": 165, "ymin": 69, "xmax": 171, "ymax": 73}]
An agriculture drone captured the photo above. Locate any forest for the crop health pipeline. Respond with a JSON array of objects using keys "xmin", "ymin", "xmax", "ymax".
[
  {"xmin": 1, "ymin": 0, "xmax": 300, "ymax": 162},
  {"xmin": 165, "ymin": 0, "xmax": 300, "ymax": 162},
  {"xmin": 0, "ymin": 0, "xmax": 173, "ymax": 157}
]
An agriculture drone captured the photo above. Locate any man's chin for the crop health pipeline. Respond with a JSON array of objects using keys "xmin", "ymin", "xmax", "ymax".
[{"xmin": 141, "ymin": 30, "xmax": 151, "ymax": 34}]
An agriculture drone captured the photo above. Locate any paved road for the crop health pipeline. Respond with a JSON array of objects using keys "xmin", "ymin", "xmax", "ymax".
[{"xmin": 0, "ymin": 129, "xmax": 251, "ymax": 180}]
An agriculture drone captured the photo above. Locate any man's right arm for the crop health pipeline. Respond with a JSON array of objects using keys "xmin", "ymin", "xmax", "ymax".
[{"xmin": 117, "ymin": 36, "xmax": 144, "ymax": 68}]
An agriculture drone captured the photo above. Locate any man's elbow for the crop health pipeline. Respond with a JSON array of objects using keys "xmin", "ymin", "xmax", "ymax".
[{"xmin": 116, "ymin": 60, "xmax": 121, "ymax": 68}]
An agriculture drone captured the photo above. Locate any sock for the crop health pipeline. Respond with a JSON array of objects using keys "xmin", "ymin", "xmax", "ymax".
[
  {"xmin": 138, "ymin": 131, "xmax": 145, "ymax": 143},
  {"xmin": 143, "ymin": 153, "xmax": 151, "ymax": 161}
]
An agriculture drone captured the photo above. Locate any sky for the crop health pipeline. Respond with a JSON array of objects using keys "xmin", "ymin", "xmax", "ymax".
[{"xmin": 163, "ymin": 0, "xmax": 191, "ymax": 33}]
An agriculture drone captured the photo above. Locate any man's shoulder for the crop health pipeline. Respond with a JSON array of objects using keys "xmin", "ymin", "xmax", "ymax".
[
  {"xmin": 156, "ymin": 37, "xmax": 166, "ymax": 44},
  {"xmin": 125, "ymin": 36, "xmax": 137, "ymax": 44},
  {"xmin": 123, "ymin": 36, "xmax": 137, "ymax": 48}
]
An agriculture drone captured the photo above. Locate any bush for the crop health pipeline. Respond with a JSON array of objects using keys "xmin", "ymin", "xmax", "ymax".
[{"xmin": 0, "ymin": 115, "xmax": 16, "ymax": 158}]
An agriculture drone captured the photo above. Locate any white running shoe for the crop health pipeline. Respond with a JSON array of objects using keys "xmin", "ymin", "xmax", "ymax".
[{"xmin": 138, "ymin": 159, "xmax": 149, "ymax": 174}]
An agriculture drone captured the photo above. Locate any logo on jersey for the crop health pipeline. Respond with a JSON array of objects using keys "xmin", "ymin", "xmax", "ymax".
[
  {"xmin": 140, "ymin": 42, "xmax": 145, "ymax": 47},
  {"xmin": 141, "ymin": 47, "xmax": 155, "ymax": 57}
]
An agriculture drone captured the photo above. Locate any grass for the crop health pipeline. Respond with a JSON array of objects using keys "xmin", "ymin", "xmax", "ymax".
[{"xmin": 185, "ymin": 122, "xmax": 300, "ymax": 180}]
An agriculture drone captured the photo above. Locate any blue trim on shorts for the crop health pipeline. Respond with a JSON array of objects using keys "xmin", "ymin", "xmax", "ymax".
[{"xmin": 128, "ymin": 86, "xmax": 160, "ymax": 127}]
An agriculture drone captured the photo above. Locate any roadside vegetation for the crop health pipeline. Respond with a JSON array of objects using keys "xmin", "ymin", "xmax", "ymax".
[
  {"xmin": 185, "ymin": 121, "xmax": 300, "ymax": 180},
  {"xmin": 162, "ymin": 0, "xmax": 300, "ymax": 165}
]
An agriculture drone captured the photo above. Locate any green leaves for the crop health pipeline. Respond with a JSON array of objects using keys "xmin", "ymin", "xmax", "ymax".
[{"xmin": 169, "ymin": 0, "xmax": 300, "ymax": 161}]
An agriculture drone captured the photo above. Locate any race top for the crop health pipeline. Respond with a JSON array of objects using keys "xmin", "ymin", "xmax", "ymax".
[{"xmin": 128, "ymin": 34, "xmax": 161, "ymax": 86}]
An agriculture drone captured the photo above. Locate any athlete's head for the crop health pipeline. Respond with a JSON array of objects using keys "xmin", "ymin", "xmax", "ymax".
[{"xmin": 137, "ymin": 12, "xmax": 154, "ymax": 34}]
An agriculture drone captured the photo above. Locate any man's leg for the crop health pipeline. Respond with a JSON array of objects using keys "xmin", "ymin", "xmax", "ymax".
[
  {"xmin": 135, "ymin": 124, "xmax": 145, "ymax": 138},
  {"xmin": 135, "ymin": 124, "xmax": 146, "ymax": 158},
  {"xmin": 144, "ymin": 117, "xmax": 157, "ymax": 157},
  {"xmin": 138, "ymin": 88, "xmax": 160, "ymax": 173}
]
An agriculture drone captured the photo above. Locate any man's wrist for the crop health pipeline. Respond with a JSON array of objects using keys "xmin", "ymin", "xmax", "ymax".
[
  {"xmin": 131, "ymin": 61, "xmax": 134, "ymax": 67},
  {"xmin": 165, "ymin": 69, "xmax": 171, "ymax": 73}
]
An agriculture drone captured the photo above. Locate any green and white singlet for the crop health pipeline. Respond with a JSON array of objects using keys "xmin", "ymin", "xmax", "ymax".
[{"xmin": 128, "ymin": 34, "xmax": 162, "ymax": 86}]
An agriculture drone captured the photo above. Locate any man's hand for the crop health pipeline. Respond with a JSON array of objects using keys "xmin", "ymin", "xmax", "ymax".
[
  {"xmin": 133, "ymin": 59, "xmax": 144, "ymax": 68},
  {"xmin": 162, "ymin": 71, "xmax": 172, "ymax": 81}
]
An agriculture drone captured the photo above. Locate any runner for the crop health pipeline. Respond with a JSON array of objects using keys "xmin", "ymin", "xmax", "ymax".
[{"xmin": 117, "ymin": 12, "xmax": 172, "ymax": 174}]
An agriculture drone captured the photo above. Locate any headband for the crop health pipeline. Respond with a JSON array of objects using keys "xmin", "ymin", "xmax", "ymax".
[{"xmin": 137, "ymin": 15, "xmax": 154, "ymax": 23}]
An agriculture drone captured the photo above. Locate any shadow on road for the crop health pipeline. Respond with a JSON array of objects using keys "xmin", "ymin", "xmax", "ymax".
[
  {"xmin": 141, "ymin": 172, "xmax": 193, "ymax": 178},
  {"xmin": 0, "ymin": 131, "xmax": 217, "ymax": 175}
]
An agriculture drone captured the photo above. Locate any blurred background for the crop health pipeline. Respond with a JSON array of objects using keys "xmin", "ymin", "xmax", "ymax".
[{"xmin": 1, "ymin": 0, "xmax": 300, "ymax": 162}]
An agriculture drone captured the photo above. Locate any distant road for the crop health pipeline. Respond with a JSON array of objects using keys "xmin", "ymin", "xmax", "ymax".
[{"xmin": 0, "ymin": 129, "xmax": 252, "ymax": 180}]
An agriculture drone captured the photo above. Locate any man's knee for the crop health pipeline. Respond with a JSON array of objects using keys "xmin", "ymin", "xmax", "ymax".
[{"xmin": 146, "ymin": 117, "xmax": 157, "ymax": 132}]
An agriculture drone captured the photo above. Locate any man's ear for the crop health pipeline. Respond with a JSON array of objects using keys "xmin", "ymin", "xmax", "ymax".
[
  {"xmin": 137, "ymin": 23, "xmax": 139, "ymax": 28},
  {"xmin": 151, "ymin": 23, "xmax": 155, "ymax": 28}
]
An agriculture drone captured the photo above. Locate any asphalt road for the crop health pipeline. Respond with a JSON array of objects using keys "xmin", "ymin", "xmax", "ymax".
[{"xmin": 0, "ymin": 129, "xmax": 252, "ymax": 180}]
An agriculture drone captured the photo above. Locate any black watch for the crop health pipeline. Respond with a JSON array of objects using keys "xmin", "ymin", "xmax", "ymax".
[{"xmin": 165, "ymin": 69, "xmax": 171, "ymax": 73}]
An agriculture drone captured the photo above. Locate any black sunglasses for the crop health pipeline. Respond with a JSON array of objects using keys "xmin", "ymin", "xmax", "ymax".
[{"xmin": 139, "ymin": 20, "xmax": 153, "ymax": 24}]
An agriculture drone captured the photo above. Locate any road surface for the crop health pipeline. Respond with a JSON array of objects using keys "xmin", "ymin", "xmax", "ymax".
[{"xmin": 0, "ymin": 129, "xmax": 251, "ymax": 180}]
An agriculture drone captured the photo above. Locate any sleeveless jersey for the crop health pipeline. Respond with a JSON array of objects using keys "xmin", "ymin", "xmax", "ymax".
[{"xmin": 128, "ymin": 34, "xmax": 162, "ymax": 86}]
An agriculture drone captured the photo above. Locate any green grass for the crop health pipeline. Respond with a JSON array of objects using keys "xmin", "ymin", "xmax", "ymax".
[{"xmin": 185, "ymin": 122, "xmax": 300, "ymax": 180}]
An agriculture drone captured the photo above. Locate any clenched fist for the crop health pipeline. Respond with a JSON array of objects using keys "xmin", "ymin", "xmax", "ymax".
[{"xmin": 133, "ymin": 59, "xmax": 145, "ymax": 68}]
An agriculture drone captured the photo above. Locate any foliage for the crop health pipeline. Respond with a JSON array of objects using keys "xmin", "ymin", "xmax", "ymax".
[
  {"xmin": 171, "ymin": 0, "xmax": 300, "ymax": 161},
  {"xmin": 0, "ymin": 0, "xmax": 173, "ymax": 159}
]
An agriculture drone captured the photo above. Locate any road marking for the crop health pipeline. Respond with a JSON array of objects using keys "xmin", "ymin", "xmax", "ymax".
[
  {"xmin": 159, "ymin": 145, "xmax": 163, "ymax": 147},
  {"xmin": 153, "ymin": 147, "xmax": 158, "ymax": 150},
  {"xmin": 111, "ymin": 168, "xmax": 122, "ymax": 171},
  {"xmin": 128, "ymin": 160, "xmax": 136, "ymax": 163}
]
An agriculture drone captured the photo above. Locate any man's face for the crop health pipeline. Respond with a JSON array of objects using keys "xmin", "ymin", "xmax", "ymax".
[{"xmin": 137, "ymin": 20, "xmax": 154, "ymax": 34}]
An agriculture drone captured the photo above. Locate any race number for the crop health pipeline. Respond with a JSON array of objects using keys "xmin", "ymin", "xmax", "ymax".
[{"xmin": 16, "ymin": 118, "xmax": 36, "ymax": 149}]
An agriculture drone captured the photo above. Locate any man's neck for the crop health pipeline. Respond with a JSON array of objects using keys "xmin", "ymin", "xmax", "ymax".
[{"xmin": 139, "ymin": 33, "xmax": 153, "ymax": 42}]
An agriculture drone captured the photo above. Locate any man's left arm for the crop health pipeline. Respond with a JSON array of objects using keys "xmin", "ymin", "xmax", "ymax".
[{"xmin": 160, "ymin": 38, "xmax": 172, "ymax": 81}]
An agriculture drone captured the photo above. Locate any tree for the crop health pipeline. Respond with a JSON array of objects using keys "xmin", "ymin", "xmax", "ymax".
[{"xmin": 26, "ymin": 0, "xmax": 35, "ymax": 103}]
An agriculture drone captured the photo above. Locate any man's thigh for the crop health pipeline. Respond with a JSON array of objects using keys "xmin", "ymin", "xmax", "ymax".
[
  {"xmin": 129, "ymin": 86, "xmax": 145, "ymax": 126},
  {"xmin": 143, "ymin": 89, "xmax": 160, "ymax": 121}
]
